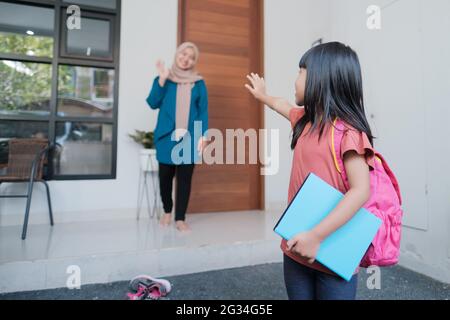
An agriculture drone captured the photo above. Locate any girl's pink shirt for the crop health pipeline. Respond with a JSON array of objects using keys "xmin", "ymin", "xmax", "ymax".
[{"xmin": 282, "ymin": 107, "xmax": 375, "ymax": 276}]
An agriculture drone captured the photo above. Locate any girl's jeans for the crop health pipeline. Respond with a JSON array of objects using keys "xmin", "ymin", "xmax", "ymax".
[{"xmin": 283, "ymin": 254, "xmax": 358, "ymax": 300}]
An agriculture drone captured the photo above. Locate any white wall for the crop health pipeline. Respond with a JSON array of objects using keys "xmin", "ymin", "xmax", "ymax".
[
  {"xmin": 264, "ymin": 0, "xmax": 331, "ymax": 209},
  {"xmin": 0, "ymin": 0, "xmax": 179, "ymax": 225},
  {"xmin": 326, "ymin": 0, "xmax": 450, "ymax": 283}
]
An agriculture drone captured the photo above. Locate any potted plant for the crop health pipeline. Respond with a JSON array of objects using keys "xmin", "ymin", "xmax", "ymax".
[{"xmin": 129, "ymin": 130, "xmax": 158, "ymax": 172}]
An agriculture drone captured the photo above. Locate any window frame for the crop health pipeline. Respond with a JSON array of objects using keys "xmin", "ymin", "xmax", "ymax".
[
  {"xmin": 62, "ymin": 0, "xmax": 117, "ymax": 14},
  {"xmin": 60, "ymin": 9, "xmax": 115, "ymax": 62},
  {"xmin": 0, "ymin": 0, "xmax": 121, "ymax": 180}
]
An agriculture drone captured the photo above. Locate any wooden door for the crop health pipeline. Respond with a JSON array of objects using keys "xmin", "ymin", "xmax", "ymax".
[{"xmin": 178, "ymin": 0, "xmax": 264, "ymax": 213}]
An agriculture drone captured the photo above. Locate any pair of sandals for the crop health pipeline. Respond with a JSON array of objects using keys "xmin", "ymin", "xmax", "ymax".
[{"xmin": 127, "ymin": 275, "xmax": 172, "ymax": 300}]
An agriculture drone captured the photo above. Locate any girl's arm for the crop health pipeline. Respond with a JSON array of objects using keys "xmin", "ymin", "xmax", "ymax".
[
  {"xmin": 286, "ymin": 151, "xmax": 371, "ymax": 264},
  {"xmin": 245, "ymin": 73, "xmax": 296, "ymax": 120}
]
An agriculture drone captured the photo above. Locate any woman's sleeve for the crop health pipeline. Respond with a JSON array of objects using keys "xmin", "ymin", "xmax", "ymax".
[
  {"xmin": 198, "ymin": 80, "xmax": 209, "ymax": 137},
  {"xmin": 146, "ymin": 77, "xmax": 167, "ymax": 110},
  {"xmin": 340, "ymin": 128, "xmax": 376, "ymax": 170}
]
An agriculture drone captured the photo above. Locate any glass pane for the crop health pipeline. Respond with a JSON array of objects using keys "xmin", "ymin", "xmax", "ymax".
[
  {"xmin": 66, "ymin": 17, "xmax": 111, "ymax": 58},
  {"xmin": 0, "ymin": 120, "xmax": 49, "ymax": 173},
  {"xmin": 63, "ymin": 0, "xmax": 116, "ymax": 10},
  {"xmin": 58, "ymin": 65, "xmax": 115, "ymax": 118},
  {"xmin": 55, "ymin": 122, "xmax": 112, "ymax": 175},
  {"xmin": 0, "ymin": 60, "xmax": 52, "ymax": 116},
  {"xmin": 0, "ymin": 2, "xmax": 54, "ymax": 57}
]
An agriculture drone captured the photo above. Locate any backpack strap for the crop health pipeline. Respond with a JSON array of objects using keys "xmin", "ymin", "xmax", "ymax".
[
  {"xmin": 331, "ymin": 119, "xmax": 349, "ymax": 190},
  {"xmin": 331, "ymin": 119, "xmax": 403, "ymax": 205},
  {"xmin": 372, "ymin": 151, "xmax": 403, "ymax": 205},
  {"xmin": 331, "ymin": 119, "xmax": 343, "ymax": 173}
]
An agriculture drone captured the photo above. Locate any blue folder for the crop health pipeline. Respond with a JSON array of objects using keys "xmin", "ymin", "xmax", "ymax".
[{"xmin": 274, "ymin": 173, "xmax": 382, "ymax": 281}]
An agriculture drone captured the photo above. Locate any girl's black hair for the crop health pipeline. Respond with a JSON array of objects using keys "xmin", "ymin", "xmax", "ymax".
[{"xmin": 291, "ymin": 42, "xmax": 374, "ymax": 149}]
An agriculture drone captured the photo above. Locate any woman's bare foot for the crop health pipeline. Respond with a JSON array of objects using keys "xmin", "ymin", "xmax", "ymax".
[
  {"xmin": 176, "ymin": 220, "xmax": 191, "ymax": 232},
  {"xmin": 159, "ymin": 213, "xmax": 172, "ymax": 227}
]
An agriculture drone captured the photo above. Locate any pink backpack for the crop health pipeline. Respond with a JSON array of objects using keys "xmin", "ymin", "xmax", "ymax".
[{"xmin": 331, "ymin": 119, "xmax": 403, "ymax": 268}]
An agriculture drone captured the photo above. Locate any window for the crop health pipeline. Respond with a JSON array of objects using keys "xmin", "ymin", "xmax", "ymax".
[
  {"xmin": 54, "ymin": 122, "xmax": 112, "ymax": 175},
  {"xmin": 0, "ymin": 60, "xmax": 52, "ymax": 116},
  {"xmin": 62, "ymin": 12, "xmax": 114, "ymax": 60},
  {"xmin": 57, "ymin": 65, "xmax": 115, "ymax": 118},
  {"xmin": 0, "ymin": 0, "xmax": 121, "ymax": 180},
  {"xmin": 0, "ymin": 2, "xmax": 54, "ymax": 58},
  {"xmin": 0, "ymin": 120, "xmax": 49, "ymax": 174}
]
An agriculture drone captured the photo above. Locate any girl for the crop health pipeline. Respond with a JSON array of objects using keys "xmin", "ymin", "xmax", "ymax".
[
  {"xmin": 146, "ymin": 42, "xmax": 209, "ymax": 232},
  {"xmin": 245, "ymin": 42, "xmax": 375, "ymax": 300}
]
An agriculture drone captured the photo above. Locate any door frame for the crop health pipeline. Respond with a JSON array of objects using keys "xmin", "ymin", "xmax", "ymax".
[{"xmin": 177, "ymin": 0, "xmax": 265, "ymax": 210}]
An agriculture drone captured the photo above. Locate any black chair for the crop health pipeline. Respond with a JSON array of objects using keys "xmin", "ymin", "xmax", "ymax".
[{"xmin": 0, "ymin": 139, "xmax": 54, "ymax": 240}]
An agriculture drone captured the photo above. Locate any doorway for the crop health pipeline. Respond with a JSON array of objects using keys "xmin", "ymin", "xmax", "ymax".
[{"xmin": 178, "ymin": 0, "xmax": 265, "ymax": 213}]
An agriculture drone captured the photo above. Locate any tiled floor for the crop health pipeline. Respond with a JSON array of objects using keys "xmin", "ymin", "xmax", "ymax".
[
  {"xmin": 1, "ymin": 210, "xmax": 280, "ymax": 264},
  {"xmin": 0, "ymin": 210, "xmax": 283, "ymax": 293}
]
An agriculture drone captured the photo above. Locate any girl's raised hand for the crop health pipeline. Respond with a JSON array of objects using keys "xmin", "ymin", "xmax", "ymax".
[
  {"xmin": 244, "ymin": 73, "xmax": 293, "ymax": 120},
  {"xmin": 245, "ymin": 73, "xmax": 267, "ymax": 101}
]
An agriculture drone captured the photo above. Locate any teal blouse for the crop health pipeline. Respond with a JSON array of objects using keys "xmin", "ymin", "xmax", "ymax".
[{"xmin": 146, "ymin": 76, "xmax": 209, "ymax": 165}]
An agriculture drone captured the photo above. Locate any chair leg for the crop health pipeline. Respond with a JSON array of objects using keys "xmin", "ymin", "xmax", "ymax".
[
  {"xmin": 22, "ymin": 180, "xmax": 35, "ymax": 240},
  {"xmin": 42, "ymin": 181, "xmax": 54, "ymax": 226}
]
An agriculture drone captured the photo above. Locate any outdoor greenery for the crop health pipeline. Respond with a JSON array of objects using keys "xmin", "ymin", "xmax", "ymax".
[
  {"xmin": 0, "ymin": 60, "xmax": 52, "ymax": 114},
  {"xmin": 0, "ymin": 32, "xmax": 76, "ymax": 115},
  {"xmin": 0, "ymin": 32, "xmax": 54, "ymax": 114},
  {"xmin": 0, "ymin": 32, "xmax": 53, "ymax": 57}
]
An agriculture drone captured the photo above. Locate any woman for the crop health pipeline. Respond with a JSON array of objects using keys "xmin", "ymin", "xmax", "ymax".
[{"xmin": 146, "ymin": 42, "xmax": 208, "ymax": 232}]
